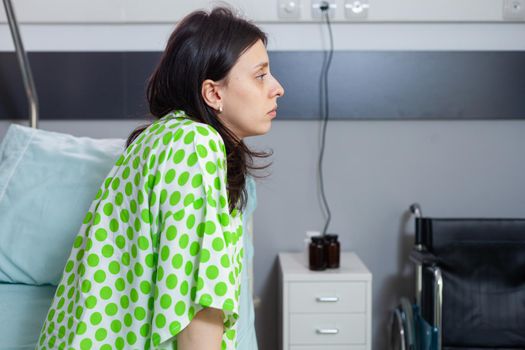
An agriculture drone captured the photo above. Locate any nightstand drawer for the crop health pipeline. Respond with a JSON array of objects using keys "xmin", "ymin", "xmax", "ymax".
[
  {"xmin": 290, "ymin": 313, "xmax": 366, "ymax": 345},
  {"xmin": 289, "ymin": 282, "xmax": 366, "ymax": 313}
]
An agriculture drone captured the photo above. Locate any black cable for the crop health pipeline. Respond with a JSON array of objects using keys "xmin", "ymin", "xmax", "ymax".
[{"xmin": 318, "ymin": 5, "xmax": 334, "ymax": 236}]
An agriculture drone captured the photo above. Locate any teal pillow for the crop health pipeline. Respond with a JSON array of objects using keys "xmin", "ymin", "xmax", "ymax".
[{"xmin": 0, "ymin": 124, "xmax": 124, "ymax": 285}]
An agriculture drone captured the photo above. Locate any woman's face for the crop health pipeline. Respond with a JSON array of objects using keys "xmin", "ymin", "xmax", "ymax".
[{"xmin": 215, "ymin": 39, "xmax": 284, "ymax": 139}]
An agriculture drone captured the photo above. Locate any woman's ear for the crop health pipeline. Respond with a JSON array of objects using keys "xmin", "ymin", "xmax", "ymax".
[{"xmin": 201, "ymin": 79, "xmax": 223, "ymax": 111}]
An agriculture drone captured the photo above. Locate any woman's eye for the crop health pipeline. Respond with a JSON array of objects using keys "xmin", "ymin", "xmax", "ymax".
[{"xmin": 256, "ymin": 73, "xmax": 267, "ymax": 80}]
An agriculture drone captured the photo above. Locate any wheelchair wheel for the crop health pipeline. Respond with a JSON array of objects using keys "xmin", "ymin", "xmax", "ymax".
[
  {"xmin": 399, "ymin": 298, "xmax": 416, "ymax": 350},
  {"xmin": 390, "ymin": 298, "xmax": 417, "ymax": 350},
  {"xmin": 389, "ymin": 308, "xmax": 407, "ymax": 350}
]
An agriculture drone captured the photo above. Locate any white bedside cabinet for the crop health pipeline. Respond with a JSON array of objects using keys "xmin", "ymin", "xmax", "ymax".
[{"xmin": 278, "ymin": 252, "xmax": 372, "ymax": 350}]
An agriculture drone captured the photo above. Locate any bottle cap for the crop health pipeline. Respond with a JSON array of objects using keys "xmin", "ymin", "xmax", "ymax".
[
  {"xmin": 324, "ymin": 234, "xmax": 338, "ymax": 241},
  {"xmin": 311, "ymin": 236, "xmax": 324, "ymax": 244}
]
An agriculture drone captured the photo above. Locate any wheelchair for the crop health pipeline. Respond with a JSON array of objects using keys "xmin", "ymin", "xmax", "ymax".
[{"xmin": 390, "ymin": 203, "xmax": 525, "ymax": 350}]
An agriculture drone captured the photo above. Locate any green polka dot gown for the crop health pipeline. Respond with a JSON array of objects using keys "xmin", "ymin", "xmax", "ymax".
[{"xmin": 36, "ymin": 110, "xmax": 244, "ymax": 350}]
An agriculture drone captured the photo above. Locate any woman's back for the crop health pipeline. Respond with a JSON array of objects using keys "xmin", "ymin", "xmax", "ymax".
[{"xmin": 36, "ymin": 111, "xmax": 244, "ymax": 350}]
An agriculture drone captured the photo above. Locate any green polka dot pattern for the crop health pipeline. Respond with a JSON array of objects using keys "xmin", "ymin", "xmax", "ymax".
[{"xmin": 36, "ymin": 110, "xmax": 244, "ymax": 350}]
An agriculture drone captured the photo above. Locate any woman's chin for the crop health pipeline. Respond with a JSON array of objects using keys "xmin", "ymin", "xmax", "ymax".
[
  {"xmin": 243, "ymin": 122, "xmax": 272, "ymax": 138},
  {"xmin": 258, "ymin": 122, "xmax": 273, "ymax": 136}
]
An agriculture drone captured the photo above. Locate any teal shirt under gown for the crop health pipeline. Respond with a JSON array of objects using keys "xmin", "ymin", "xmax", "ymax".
[{"xmin": 237, "ymin": 176, "xmax": 259, "ymax": 350}]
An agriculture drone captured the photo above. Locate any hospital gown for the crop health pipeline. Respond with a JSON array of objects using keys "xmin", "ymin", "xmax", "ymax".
[{"xmin": 36, "ymin": 110, "xmax": 244, "ymax": 350}]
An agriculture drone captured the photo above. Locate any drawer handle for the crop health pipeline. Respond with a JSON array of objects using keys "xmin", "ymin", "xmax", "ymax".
[
  {"xmin": 316, "ymin": 328, "xmax": 339, "ymax": 335},
  {"xmin": 316, "ymin": 296, "xmax": 339, "ymax": 302}
]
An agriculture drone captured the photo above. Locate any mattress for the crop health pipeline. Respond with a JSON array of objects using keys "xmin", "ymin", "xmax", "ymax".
[{"xmin": 0, "ymin": 283, "xmax": 56, "ymax": 349}]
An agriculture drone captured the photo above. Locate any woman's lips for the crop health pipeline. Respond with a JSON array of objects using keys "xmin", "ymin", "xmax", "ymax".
[{"xmin": 268, "ymin": 106, "xmax": 277, "ymax": 118}]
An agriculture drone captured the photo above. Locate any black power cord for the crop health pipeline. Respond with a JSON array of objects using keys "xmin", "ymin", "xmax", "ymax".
[{"xmin": 318, "ymin": 1, "xmax": 334, "ymax": 236}]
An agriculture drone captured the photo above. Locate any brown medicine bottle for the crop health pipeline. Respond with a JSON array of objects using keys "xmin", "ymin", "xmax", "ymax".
[
  {"xmin": 309, "ymin": 236, "xmax": 327, "ymax": 271},
  {"xmin": 324, "ymin": 234, "xmax": 340, "ymax": 268}
]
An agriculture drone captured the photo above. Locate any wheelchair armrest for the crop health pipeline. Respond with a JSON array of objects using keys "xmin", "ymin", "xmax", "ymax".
[{"xmin": 409, "ymin": 248, "xmax": 438, "ymax": 265}]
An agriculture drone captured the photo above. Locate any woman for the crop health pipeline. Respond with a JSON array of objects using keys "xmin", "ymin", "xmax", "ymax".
[{"xmin": 36, "ymin": 6, "xmax": 284, "ymax": 350}]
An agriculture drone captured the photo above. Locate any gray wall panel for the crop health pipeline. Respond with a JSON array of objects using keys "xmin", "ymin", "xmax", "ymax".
[{"xmin": 1, "ymin": 51, "xmax": 524, "ymax": 120}]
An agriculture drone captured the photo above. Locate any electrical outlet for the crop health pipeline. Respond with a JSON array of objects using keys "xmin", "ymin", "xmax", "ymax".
[
  {"xmin": 311, "ymin": 0, "xmax": 336, "ymax": 19},
  {"xmin": 278, "ymin": 0, "xmax": 301, "ymax": 19},
  {"xmin": 345, "ymin": 0, "xmax": 369, "ymax": 20},
  {"xmin": 503, "ymin": 0, "xmax": 525, "ymax": 20}
]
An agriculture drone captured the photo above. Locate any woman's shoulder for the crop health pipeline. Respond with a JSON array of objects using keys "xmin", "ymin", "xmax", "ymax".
[
  {"xmin": 162, "ymin": 111, "xmax": 218, "ymax": 133},
  {"xmin": 132, "ymin": 110, "xmax": 226, "ymax": 155},
  {"xmin": 160, "ymin": 111, "xmax": 225, "ymax": 148}
]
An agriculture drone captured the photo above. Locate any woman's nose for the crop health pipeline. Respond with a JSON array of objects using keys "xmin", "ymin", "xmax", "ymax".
[{"xmin": 273, "ymin": 77, "xmax": 285, "ymax": 98}]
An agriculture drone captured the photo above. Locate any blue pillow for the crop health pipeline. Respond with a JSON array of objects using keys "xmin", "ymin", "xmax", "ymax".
[{"xmin": 0, "ymin": 124, "xmax": 124, "ymax": 285}]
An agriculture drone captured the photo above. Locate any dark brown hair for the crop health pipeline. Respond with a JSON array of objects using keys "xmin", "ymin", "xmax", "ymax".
[{"xmin": 126, "ymin": 6, "xmax": 271, "ymax": 213}]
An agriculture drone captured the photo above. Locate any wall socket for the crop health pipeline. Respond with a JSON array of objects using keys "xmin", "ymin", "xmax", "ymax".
[
  {"xmin": 345, "ymin": 0, "xmax": 369, "ymax": 19},
  {"xmin": 278, "ymin": 0, "xmax": 301, "ymax": 19},
  {"xmin": 311, "ymin": 0, "xmax": 336, "ymax": 19},
  {"xmin": 503, "ymin": 0, "xmax": 525, "ymax": 20}
]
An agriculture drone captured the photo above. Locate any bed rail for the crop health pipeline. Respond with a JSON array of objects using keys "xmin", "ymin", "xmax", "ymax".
[{"xmin": 2, "ymin": 0, "xmax": 39, "ymax": 129}]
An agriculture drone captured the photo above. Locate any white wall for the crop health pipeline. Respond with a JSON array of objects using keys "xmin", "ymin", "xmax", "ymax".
[{"xmin": 1, "ymin": 22, "xmax": 525, "ymax": 52}]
